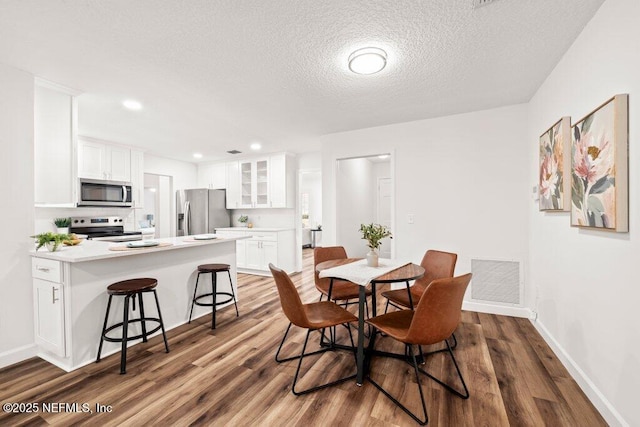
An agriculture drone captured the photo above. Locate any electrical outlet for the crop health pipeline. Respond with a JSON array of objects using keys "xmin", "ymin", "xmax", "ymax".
[{"xmin": 408, "ymin": 214, "xmax": 415, "ymax": 224}]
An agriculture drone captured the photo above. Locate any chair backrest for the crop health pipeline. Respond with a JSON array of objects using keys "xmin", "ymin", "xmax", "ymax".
[
  {"xmin": 413, "ymin": 250, "xmax": 458, "ymax": 294},
  {"xmin": 404, "ymin": 273, "xmax": 472, "ymax": 345},
  {"xmin": 269, "ymin": 263, "xmax": 309, "ymax": 328},
  {"xmin": 313, "ymin": 246, "xmax": 348, "ymax": 293}
]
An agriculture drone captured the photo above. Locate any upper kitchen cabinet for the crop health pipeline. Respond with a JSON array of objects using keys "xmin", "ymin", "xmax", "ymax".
[
  {"xmin": 197, "ymin": 162, "xmax": 226, "ymax": 189},
  {"xmin": 269, "ymin": 153, "xmax": 296, "ymax": 208},
  {"xmin": 34, "ymin": 79, "xmax": 80, "ymax": 206},
  {"xmin": 225, "ymin": 153, "xmax": 295, "ymax": 209},
  {"xmin": 240, "ymin": 158, "xmax": 269, "ymax": 208},
  {"xmin": 78, "ymin": 139, "xmax": 131, "ymax": 182}
]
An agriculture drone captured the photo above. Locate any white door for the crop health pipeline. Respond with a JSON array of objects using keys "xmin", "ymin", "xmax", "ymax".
[
  {"xmin": 377, "ymin": 177, "xmax": 392, "ymax": 259},
  {"xmin": 78, "ymin": 140, "xmax": 106, "ymax": 179},
  {"xmin": 107, "ymin": 146, "xmax": 131, "ymax": 181},
  {"xmin": 261, "ymin": 241, "xmax": 278, "ymax": 270},
  {"xmin": 245, "ymin": 240, "xmax": 262, "ymax": 269},
  {"xmin": 33, "ymin": 279, "xmax": 65, "ymax": 356}
]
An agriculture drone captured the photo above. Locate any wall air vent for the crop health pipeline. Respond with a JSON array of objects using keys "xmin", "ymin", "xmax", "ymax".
[
  {"xmin": 473, "ymin": 0, "xmax": 499, "ymax": 8},
  {"xmin": 227, "ymin": 150, "xmax": 242, "ymax": 154},
  {"xmin": 471, "ymin": 258, "xmax": 521, "ymax": 305}
]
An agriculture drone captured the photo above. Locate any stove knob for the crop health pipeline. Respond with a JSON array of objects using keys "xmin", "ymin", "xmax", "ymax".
[
  {"xmin": 73, "ymin": 219, "xmax": 78, "ymax": 223},
  {"xmin": 80, "ymin": 219, "xmax": 85, "ymax": 223}
]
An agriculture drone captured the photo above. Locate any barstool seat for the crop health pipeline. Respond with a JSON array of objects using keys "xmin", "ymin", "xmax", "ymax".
[
  {"xmin": 189, "ymin": 263, "xmax": 239, "ymax": 329},
  {"xmin": 96, "ymin": 277, "xmax": 170, "ymax": 374}
]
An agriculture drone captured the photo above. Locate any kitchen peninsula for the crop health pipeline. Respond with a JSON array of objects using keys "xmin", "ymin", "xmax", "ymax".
[{"xmin": 30, "ymin": 235, "xmax": 246, "ymax": 371}]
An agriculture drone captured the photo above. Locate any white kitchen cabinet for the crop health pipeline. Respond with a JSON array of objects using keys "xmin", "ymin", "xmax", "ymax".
[
  {"xmin": 215, "ymin": 228, "xmax": 295, "ymax": 275},
  {"xmin": 239, "ymin": 158, "xmax": 269, "ymax": 208},
  {"xmin": 268, "ymin": 153, "xmax": 296, "ymax": 208},
  {"xmin": 226, "ymin": 161, "xmax": 241, "ymax": 208},
  {"xmin": 130, "ymin": 149, "xmax": 144, "ymax": 209},
  {"xmin": 34, "ymin": 79, "xmax": 79, "ymax": 206},
  {"xmin": 198, "ymin": 162, "xmax": 227, "ymax": 189},
  {"xmin": 78, "ymin": 139, "xmax": 131, "ymax": 182},
  {"xmin": 32, "ymin": 258, "xmax": 66, "ymax": 357}
]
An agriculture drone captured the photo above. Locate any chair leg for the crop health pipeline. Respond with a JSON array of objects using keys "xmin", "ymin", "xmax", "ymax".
[
  {"xmin": 367, "ymin": 343, "xmax": 429, "ymax": 425},
  {"xmin": 96, "ymin": 294, "xmax": 113, "ymax": 363},
  {"xmin": 227, "ymin": 270, "xmax": 240, "ymax": 317},
  {"xmin": 138, "ymin": 292, "xmax": 148, "ymax": 343},
  {"xmin": 188, "ymin": 272, "xmax": 202, "ymax": 323},
  {"xmin": 211, "ymin": 272, "xmax": 217, "ymax": 329},
  {"xmin": 120, "ymin": 295, "xmax": 130, "ymax": 374},
  {"xmin": 417, "ymin": 339, "xmax": 469, "ymax": 399},
  {"xmin": 152, "ymin": 290, "xmax": 170, "ymax": 354},
  {"xmin": 383, "ymin": 299, "xmax": 390, "ymax": 314},
  {"xmin": 291, "ymin": 329, "xmax": 357, "ymax": 396}
]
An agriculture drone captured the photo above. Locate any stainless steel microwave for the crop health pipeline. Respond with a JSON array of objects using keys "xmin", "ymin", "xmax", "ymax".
[{"xmin": 77, "ymin": 178, "xmax": 133, "ymax": 207}]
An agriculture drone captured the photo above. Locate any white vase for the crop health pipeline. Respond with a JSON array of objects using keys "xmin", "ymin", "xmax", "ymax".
[
  {"xmin": 366, "ymin": 249, "xmax": 379, "ymax": 267},
  {"xmin": 45, "ymin": 241, "xmax": 61, "ymax": 252},
  {"xmin": 57, "ymin": 227, "xmax": 69, "ymax": 235}
]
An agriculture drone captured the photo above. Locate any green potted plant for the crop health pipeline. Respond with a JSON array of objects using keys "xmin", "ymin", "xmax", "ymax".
[
  {"xmin": 359, "ymin": 223, "xmax": 392, "ymax": 267},
  {"xmin": 53, "ymin": 217, "xmax": 71, "ymax": 234},
  {"xmin": 32, "ymin": 232, "xmax": 70, "ymax": 252},
  {"xmin": 238, "ymin": 215, "xmax": 249, "ymax": 227}
]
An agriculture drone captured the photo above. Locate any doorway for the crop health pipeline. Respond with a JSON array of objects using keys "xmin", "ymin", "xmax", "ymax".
[
  {"xmin": 141, "ymin": 173, "xmax": 173, "ymax": 238},
  {"xmin": 335, "ymin": 154, "xmax": 392, "ymax": 258}
]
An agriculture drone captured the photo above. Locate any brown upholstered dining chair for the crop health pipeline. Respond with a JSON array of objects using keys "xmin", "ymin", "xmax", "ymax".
[
  {"xmin": 381, "ymin": 250, "xmax": 457, "ymax": 312},
  {"xmin": 366, "ymin": 273, "xmax": 472, "ymax": 425},
  {"xmin": 314, "ymin": 246, "xmax": 372, "ymax": 304},
  {"xmin": 269, "ymin": 263, "xmax": 358, "ymax": 395}
]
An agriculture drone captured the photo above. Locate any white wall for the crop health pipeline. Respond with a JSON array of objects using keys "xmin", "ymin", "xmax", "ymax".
[
  {"xmin": 322, "ymin": 104, "xmax": 530, "ymax": 295},
  {"xmin": 528, "ymin": 0, "xmax": 638, "ymax": 425},
  {"xmin": 336, "ymin": 158, "xmax": 376, "ymax": 257},
  {"xmin": 300, "ymin": 171, "xmax": 322, "ymax": 228},
  {"xmin": 0, "ymin": 63, "xmax": 36, "ymax": 367}
]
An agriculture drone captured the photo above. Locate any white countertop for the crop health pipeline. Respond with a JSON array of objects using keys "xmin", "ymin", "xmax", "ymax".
[
  {"xmin": 215, "ymin": 227, "xmax": 294, "ymax": 232},
  {"xmin": 30, "ymin": 235, "xmax": 247, "ymax": 263}
]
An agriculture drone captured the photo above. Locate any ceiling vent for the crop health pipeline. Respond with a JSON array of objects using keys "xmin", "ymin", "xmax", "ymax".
[
  {"xmin": 227, "ymin": 150, "xmax": 242, "ymax": 154},
  {"xmin": 473, "ymin": 0, "xmax": 499, "ymax": 8}
]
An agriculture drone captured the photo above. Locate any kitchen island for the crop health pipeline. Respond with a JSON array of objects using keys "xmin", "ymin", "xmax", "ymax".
[{"xmin": 30, "ymin": 235, "xmax": 246, "ymax": 371}]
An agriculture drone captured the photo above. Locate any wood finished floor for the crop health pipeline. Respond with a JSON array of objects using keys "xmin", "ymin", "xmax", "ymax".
[{"xmin": 0, "ymin": 249, "xmax": 606, "ymax": 426}]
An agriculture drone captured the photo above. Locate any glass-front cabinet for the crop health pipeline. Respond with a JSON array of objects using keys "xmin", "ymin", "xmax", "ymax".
[{"xmin": 239, "ymin": 158, "xmax": 270, "ymax": 208}]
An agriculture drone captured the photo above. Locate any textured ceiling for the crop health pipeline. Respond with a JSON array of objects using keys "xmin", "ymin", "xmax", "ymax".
[{"xmin": 0, "ymin": 0, "xmax": 604, "ymax": 162}]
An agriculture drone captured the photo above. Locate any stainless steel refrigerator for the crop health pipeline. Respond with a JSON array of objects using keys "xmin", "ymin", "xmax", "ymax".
[{"xmin": 176, "ymin": 189, "xmax": 231, "ymax": 236}]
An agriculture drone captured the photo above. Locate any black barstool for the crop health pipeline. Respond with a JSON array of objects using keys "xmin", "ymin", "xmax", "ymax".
[
  {"xmin": 96, "ymin": 278, "xmax": 170, "ymax": 374},
  {"xmin": 188, "ymin": 263, "xmax": 239, "ymax": 329}
]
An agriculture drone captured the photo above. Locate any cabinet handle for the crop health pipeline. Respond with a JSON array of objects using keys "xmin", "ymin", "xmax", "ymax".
[
  {"xmin": 52, "ymin": 286, "xmax": 59, "ymax": 304},
  {"xmin": 36, "ymin": 266, "xmax": 50, "ymax": 272}
]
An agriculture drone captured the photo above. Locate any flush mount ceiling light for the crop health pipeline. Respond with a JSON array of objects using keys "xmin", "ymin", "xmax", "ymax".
[
  {"xmin": 250, "ymin": 142, "xmax": 262, "ymax": 151},
  {"xmin": 348, "ymin": 47, "xmax": 387, "ymax": 75},
  {"xmin": 378, "ymin": 154, "xmax": 390, "ymax": 159},
  {"xmin": 193, "ymin": 153, "xmax": 203, "ymax": 159},
  {"xmin": 122, "ymin": 99, "xmax": 142, "ymax": 110}
]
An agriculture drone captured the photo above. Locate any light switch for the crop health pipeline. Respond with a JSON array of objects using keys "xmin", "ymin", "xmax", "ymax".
[{"xmin": 408, "ymin": 214, "xmax": 415, "ymax": 224}]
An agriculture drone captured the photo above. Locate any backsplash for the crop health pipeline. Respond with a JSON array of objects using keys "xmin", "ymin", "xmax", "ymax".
[
  {"xmin": 229, "ymin": 208, "xmax": 296, "ymax": 228},
  {"xmin": 35, "ymin": 207, "xmax": 137, "ymax": 233}
]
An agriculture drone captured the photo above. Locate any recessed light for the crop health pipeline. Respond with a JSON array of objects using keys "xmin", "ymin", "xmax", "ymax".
[
  {"xmin": 193, "ymin": 153, "xmax": 203, "ymax": 159},
  {"xmin": 378, "ymin": 154, "xmax": 390, "ymax": 159},
  {"xmin": 122, "ymin": 99, "xmax": 142, "ymax": 110},
  {"xmin": 348, "ymin": 47, "xmax": 387, "ymax": 75},
  {"xmin": 250, "ymin": 142, "xmax": 262, "ymax": 151},
  {"xmin": 149, "ymin": 188, "xmax": 157, "ymax": 192}
]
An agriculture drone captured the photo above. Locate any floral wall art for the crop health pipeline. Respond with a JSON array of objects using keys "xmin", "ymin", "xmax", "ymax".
[
  {"xmin": 571, "ymin": 94, "xmax": 629, "ymax": 232},
  {"xmin": 539, "ymin": 117, "xmax": 571, "ymax": 211}
]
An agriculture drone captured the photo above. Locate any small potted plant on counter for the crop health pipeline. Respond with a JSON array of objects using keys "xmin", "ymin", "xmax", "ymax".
[
  {"xmin": 238, "ymin": 215, "xmax": 249, "ymax": 227},
  {"xmin": 359, "ymin": 223, "xmax": 392, "ymax": 267},
  {"xmin": 32, "ymin": 232, "xmax": 70, "ymax": 252},
  {"xmin": 54, "ymin": 217, "xmax": 71, "ymax": 234}
]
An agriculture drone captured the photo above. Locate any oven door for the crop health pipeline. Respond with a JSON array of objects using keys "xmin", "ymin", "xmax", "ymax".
[{"xmin": 77, "ymin": 179, "xmax": 133, "ymax": 207}]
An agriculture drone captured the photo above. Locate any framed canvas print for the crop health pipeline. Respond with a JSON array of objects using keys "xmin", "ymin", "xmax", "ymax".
[
  {"xmin": 539, "ymin": 117, "xmax": 571, "ymax": 211},
  {"xmin": 571, "ymin": 94, "xmax": 628, "ymax": 232}
]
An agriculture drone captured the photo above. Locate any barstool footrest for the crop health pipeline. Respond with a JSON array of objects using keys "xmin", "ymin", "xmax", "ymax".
[
  {"xmin": 101, "ymin": 318, "xmax": 163, "ymax": 343},
  {"xmin": 193, "ymin": 292, "xmax": 235, "ymax": 307}
]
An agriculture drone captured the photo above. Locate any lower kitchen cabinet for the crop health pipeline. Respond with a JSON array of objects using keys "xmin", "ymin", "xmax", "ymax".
[
  {"xmin": 216, "ymin": 228, "xmax": 295, "ymax": 275},
  {"xmin": 32, "ymin": 258, "xmax": 67, "ymax": 357}
]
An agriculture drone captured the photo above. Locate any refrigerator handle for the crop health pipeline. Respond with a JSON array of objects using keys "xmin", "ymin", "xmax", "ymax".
[{"xmin": 184, "ymin": 201, "xmax": 191, "ymax": 236}]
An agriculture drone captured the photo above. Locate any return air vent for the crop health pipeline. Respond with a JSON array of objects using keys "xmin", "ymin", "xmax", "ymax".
[
  {"xmin": 471, "ymin": 258, "xmax": 521, "ymax": 305},
  {"xmin": 227, "ymin": 150, "xmax": 242, "ymax": 154},
  {"xmin": 473, "ymin": 0, "xmax": 499, "ymax": 9}
]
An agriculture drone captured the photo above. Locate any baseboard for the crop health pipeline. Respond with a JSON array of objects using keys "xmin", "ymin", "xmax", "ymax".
[
  {"xmin": 532, "ymin": 319, "xmax": 628, "ymax": 427},
  {"xmin": 462, "ymin": 300, "xmax": 532, "ymax": 318},
  {"xmin": 0, "ymin": 344, "xmax": 38, "ymax": 370}
]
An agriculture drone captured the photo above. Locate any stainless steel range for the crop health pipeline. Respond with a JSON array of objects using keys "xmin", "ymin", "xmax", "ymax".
[{"xmin": 69, "ymin": 216, "xmax": 142, "ymax": 242}]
